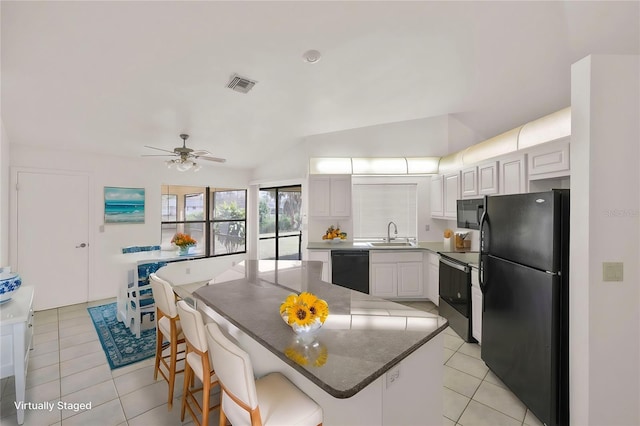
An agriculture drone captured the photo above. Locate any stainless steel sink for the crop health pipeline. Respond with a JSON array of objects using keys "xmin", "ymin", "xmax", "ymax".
[{"xmin": 368, "ymin": 242, "xmax": 415, "ymax": 247}]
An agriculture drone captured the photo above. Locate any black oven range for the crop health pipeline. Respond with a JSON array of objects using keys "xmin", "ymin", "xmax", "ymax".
[{"xmin": 438, "ymin": 251, "xmax": 479, "ymax": 343}]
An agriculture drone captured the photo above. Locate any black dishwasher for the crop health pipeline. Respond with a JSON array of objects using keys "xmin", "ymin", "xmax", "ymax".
[{"xmin": 331, "ymin": 250, "xmax": 370, "ymax": 294}]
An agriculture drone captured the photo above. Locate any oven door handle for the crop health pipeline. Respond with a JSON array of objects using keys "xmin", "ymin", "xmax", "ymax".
[{"xmin": 439, "ymin": 258, "xmax": 469, "ymax": 273}]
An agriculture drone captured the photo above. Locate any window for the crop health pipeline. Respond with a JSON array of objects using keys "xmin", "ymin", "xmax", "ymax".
[
  {"xmin": 161, "ymin": 185, "xmax": 246, "ymax": 257},
  {"xmin": 258, "ymin": 186, "xmax": 302, "ymax": 260},
  {"xmin": 352, "ymin": 183, "xmax": 417, "ymax": 239},
  {"xmin": 161, "ymin": 194, "xmax": 177, "ymax": 221},
  {"xmin": 211, "ymin": 190, "xmax": 246, "ymax": 256}
]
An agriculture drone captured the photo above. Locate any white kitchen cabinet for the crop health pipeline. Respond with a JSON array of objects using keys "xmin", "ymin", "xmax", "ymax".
[
  {"xmin": 426, "ymin": 253, "xmax": 439, "ymax": 306},
  {"xmin": 307, "ymin": 249, "xmax": 331, "ymax": 282},
  {"xmin": 370, "ymin": 262, "xmax": 397, "ymax": 298},
  {"xmin": 478, "ymin": 161, "xmax": 499, "ymax": 195},
  {"xmin": 499, "ymin": 154, "xmax": 527, "ymax": 194},
  {"xmin": 430, "ymin": 175, "xmax": 444, "ymax": 217},
  {"xmin": 526, "ymin": 139, "xmax": 570, "ymax": 179},
  {"xmin": 397, "ymin": 262, "xmax": 423, "ymax": 297},
  {"xmin": 471, "ymin": 267, "xmax": 482, "ymax": 344},
  {"xmin": 443, "ymin": 172, "xmax": 461, "ymax": 219},
  {"xmin": 461, "ymin": 166, "xmax": 478, "ymax": 198},
  {"xmin": 308, "ymin": 175, "xmax": 352, "ymax": 217},
  {"xmin": 370, "ymin": 251, "xmax": 423, "ymax": 299}
]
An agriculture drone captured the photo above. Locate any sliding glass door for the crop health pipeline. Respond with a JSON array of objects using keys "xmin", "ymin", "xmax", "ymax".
[{"xmin": 259, "ymin": 185, "xmax": 302, "ymax": 260}]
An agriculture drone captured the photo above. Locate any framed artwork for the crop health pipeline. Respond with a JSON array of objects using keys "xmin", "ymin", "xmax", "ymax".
[{"xmin": 104, "ymin": 187, "xmax": 145, "ymax": 224}]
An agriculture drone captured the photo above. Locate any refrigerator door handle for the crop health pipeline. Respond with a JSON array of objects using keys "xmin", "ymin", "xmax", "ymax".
[{"xmin": 479, "ymin": 197, "xmax": 488, "ymax": 293}]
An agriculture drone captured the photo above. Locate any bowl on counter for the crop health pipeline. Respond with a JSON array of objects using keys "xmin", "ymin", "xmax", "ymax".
[{"xmin": 0, "ymin": 269, "xmax": 22, "ymax": 304}]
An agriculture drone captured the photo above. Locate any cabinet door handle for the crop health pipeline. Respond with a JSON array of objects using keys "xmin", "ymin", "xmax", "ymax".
[{"xmin": 76, "ymin": 243, "xmax": 88, "ymax": 248}]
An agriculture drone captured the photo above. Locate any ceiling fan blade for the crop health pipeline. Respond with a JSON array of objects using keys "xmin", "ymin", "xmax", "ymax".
[
  {"xmin": 144, "ymin": 145, "xmax": 176, "ymax": 154},
  {"xmin": 142, "ymin": 154, "xmax": 177, "ymax": 157},
  {"xmin": 191, "ymin": 150, "xmax": 212, "ymax": 156},
  {"xmin": 196, "ymin": 155, "xmax": 226, "ymax": 163}
]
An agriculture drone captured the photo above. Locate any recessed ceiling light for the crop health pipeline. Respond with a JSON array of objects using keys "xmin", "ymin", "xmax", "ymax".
[{"xmin": 302, "ymin": 49, "xmax": 322, "ymax": 64}]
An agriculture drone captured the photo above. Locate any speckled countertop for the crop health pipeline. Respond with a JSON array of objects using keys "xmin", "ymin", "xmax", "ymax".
[
  {"xmin": 307, "ymin": 240, "xmax": 446, "ymax": 252},
  {"xmin": 193, "ymin": 259, "xmax": 448, "ymax": 399}
]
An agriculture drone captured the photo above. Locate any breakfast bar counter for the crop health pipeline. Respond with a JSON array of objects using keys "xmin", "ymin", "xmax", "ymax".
[{"xmin": 176, "ymin": 259, "xmax": 447, "ymax": 426}]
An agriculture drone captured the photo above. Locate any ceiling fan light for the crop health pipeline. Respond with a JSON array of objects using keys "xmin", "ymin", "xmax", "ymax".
[
  {"xmin": 193, "ymin": 162, "xmax": 201, "ymax": 172},
  {"xmin": 176, "ymin": 161, "xmax": 192, "ymax": 172}
]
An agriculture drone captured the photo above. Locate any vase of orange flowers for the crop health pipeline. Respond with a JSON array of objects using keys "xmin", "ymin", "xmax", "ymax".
[
  {"xmin": 280, "ymin": 292, "xmax": 329, "ymax": 336},
  {"xmin": 171, "ymin": 233, "xmax": 197, "ymax": 255}
]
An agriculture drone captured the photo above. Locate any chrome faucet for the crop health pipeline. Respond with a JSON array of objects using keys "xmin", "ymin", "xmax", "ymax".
[{"xmin": 387, "ymin": 221, "xmax": 398, "ymax": 242}]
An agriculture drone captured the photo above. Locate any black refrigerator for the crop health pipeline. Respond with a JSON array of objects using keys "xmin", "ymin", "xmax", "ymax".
[{"xmin": 479, "ymin": 190, "xmax": 569, "ymax": 426}]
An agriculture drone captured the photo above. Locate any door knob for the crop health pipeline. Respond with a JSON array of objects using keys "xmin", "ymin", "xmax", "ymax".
[{"xmin": 76, "ymin": 243, "xmax": 88, "ymax": 248}]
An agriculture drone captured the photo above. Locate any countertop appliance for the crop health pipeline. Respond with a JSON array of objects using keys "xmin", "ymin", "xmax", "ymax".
[
  {"xmin": 457, "ymin": 198, "xmax": 484, "ymax": 230},
  {"xmin": 438, "ymin": 251, "xmax": 479, "ymax": 343},
  {"xmin": 331, "ymin": 250, "xmax": 369, "ymax": 294},
  {"xmin": 480, "ymin": 190, "xmax": 569, "ymax": 426}
]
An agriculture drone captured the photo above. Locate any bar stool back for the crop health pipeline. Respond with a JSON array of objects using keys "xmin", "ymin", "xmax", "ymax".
[
  {"xmin": 176, "ymin": 300, "xmax": 220, "ymax": 426},
  {"xmin": 149, "ymin": 273, "xmax": 185, "ymax": 409},
  {"xmin": 206, "ymin": 322, "xmax": 323, "ymax": 426}
]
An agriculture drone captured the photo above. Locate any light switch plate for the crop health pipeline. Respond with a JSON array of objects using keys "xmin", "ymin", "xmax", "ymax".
[{"xmin": 603, "ymin": 262, "xmax": 623, "ymax": 282}]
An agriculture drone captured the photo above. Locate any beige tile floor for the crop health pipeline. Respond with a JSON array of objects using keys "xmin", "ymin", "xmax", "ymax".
[{"xmin": 0, "ymin": 298, "xmax": 544, "ymax": 426}]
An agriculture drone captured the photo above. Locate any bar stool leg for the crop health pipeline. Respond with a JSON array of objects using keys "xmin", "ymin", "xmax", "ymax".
[
  {"xmin": 181, "ymin": 360, "xmax": 191, "ymax": 422},
  {"xmin": 153, "ymin": 328, "xmax": 162, "ymax": 381}
]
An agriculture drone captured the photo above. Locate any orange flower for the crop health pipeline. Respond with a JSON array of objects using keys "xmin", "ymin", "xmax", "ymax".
[{"xmin": 171, "ymin": 233, "xmax": 197, "ymax": 247}]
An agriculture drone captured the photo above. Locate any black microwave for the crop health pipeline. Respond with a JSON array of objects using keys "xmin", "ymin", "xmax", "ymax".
[{"xmin": 456, "ymin": 198, "xmax": 484, "ymax": 230}]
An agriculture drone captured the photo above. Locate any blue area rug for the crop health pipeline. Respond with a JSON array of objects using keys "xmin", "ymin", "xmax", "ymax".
[{"xmin": 87, "ymin": 303, "xmax": 156, "ymax": 370}]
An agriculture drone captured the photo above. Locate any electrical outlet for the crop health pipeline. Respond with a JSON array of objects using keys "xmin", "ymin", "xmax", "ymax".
[
  {"xmin": 425, "ymin": 224, "xmax": 430, "ymax": 231},
  {"xmin": 185, "ymin": 267, "xmax": 191, "ymax": 274},
  {"xmin": 386, "ymin": 365, "xmax": 400, "ymax": 388}
]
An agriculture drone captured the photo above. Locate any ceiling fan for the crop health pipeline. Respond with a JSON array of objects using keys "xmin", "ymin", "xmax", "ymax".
[{"xmin": 144, "ymin": 134, "xmax": 226, "ymax": 171}]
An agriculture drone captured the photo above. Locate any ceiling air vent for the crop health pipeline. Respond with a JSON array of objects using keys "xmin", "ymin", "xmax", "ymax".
[{"xmin": 227, "ymin": 74, "xmax": 257, "ymax": 94}]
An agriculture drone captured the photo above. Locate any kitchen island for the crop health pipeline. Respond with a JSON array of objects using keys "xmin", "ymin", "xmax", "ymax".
[{"xmin": 178, "ymin": 259, "xmax": 447, "ymax": 426}]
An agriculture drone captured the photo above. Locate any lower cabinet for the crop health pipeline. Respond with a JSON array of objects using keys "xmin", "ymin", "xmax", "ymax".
[
  {"xmin": 426, "ymin": 253, "xmax": 439, "ymax": 306},
  {"xmin": 471, "ymin": 267, "xmax": 482, "ymax": 344},
  {"xmin": 370, "ymin": 251, "xmax": 423, "ymax": 298},
  {"xmin": 307, "ymin": 249, "xmax": 331, "ymax": 283}
]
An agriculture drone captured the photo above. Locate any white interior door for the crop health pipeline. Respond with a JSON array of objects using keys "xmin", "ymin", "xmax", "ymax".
[{"xmin": 16, "ymin": 171, "xmax": 89, "ymax": 310}]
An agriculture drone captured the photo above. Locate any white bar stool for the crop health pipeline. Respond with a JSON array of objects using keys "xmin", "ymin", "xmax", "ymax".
[
  {"xmin": 176, "ymin": 300, "xmax": 220, "ymax": 426},
  {"xmin": 206, "ymin": 321, "xmax": 323, "ymax": 426},
  {"xmin": 149, "ymin": 273, "xmax": 185, "ymax": 409}
]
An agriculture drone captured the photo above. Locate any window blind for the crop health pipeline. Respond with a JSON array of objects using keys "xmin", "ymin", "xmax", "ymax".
[{"xmin": 352, "ymin": 184, "xmax": 417, "ymax": 239}]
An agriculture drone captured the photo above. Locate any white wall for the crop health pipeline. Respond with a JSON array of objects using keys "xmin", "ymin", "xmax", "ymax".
[
  {"xmin": 251, "ymin": 114, "xmax": 453, "ymax": 183},
  {"xmin": 9, "ymin": 144, "xmax": 252, "ymax": 302},
  {"xmin": 570, "ymin": 54, "xmax": 640, "ymax": 425},
  {"xmin": 0, "ymin": 120, "xmax": 9, "ymax": 266}
]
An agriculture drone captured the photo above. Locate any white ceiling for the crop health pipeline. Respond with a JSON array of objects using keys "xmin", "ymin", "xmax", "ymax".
[{"xmin": 2, "ymin": 1, "xmax": 638, "ymax": 170}]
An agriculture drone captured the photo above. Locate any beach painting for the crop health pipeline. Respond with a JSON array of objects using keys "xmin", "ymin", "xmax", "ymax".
[{"xmin": 104, "ymin": 187, "xmax": 145, "ymax": 224}]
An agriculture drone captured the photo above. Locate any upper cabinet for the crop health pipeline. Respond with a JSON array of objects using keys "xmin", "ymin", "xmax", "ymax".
[
  {"xmin": 443, "ymin": 172, "xmax": 460, "ymax": 219},
  {"xmin": 477, "ymin": 161, "xmax": 499, "ymax": 195},
  {"xmin": 432, "ymin": 172, "xmax": 459, "ymax": 219},
  {"xmin": 461, "ymin": 166, "xmax": 478, "ymax": 198},
  {"xmin": 308, "ymin": 175, "xmax": 352, "ymax": 217},
  {"xmin": 499, "ymin": 153, "xmax": 527, "ymax": 194},
  {"xmin": 430, "ymin": 175, "xmax": 444, "ymax": 217},
  {"xmin": 526, "ymin": 139, "xmax": 570, "ymax": 179}
]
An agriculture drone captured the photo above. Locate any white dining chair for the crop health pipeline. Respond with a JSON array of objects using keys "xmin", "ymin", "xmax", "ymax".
[
  {"xmin": 205, "ymin": 321, "xmax": 323, "ymax": 426},
  {"xmin": 149, "ymin": 273, "xmax": 185, "ymax": 409},
  {"xmin": 176, "ymin": 300, "xmax": 220, "ymax": 426},
  {"xmin": 126, "ymin": 261, "xmax": 166, "ymax": 338}
]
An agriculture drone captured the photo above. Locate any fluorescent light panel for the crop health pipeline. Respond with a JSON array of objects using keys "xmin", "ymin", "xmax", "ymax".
[
  {"xmin": 352, "ymin": 158, "xmax": 407, "ymax": 174},
  {"xmin": 309, "ymin": 158, "xmax": 353, "ymax": 174}
]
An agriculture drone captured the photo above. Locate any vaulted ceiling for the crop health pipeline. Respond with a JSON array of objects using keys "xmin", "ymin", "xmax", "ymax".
[{"xmin": 2, "ymin": 1, "xmax": 638, "ymax": 169}]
